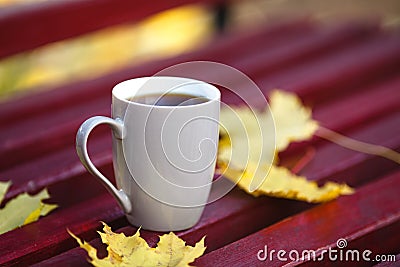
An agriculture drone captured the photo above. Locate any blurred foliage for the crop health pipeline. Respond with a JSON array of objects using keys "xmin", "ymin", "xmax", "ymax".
[
  {"xmin": 0, "ymin": 3, "xmax": 214, "ymax": 100},
  {"xmin": 0, "ymin": 0, "xmax": 46, "ymax": 5},
  {"xmin": 0, "ymin": 0, "xmax": 398, "ymax": 101}
]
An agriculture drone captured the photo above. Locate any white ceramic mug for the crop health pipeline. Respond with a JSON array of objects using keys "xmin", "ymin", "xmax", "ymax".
[{"xmin": 76, "ymin": 76, "xmax": 220, "ymax": 231}]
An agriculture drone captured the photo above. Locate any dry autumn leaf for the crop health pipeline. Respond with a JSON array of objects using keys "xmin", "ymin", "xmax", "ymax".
[
  {"xmin": 218, "ymin": 90, "xmax": 319, "ymax": 190},
  {"xmin": 0, "ymin": 181, "xmax": 57, "ymax": 235},
  {"xmin": 218, "ymin": 102, "xmax": 277, "ymax": 192},
  {"xmin": 70, "ymin": 222, "xmax": 206, "ymax": 267},
  {"xmin": 270, "ymin": 90, "xmax": 319, "ymax": 151},
  {"xmin": 0, "ymin": 181, "xmax": 11, "ymax": 202},
  {"xmin": 218, "ymin": 89, "xmax": 354, "ymax": 202},
  {"xmin": 219, "ymin": 160, "xmax": 353, "ymax": 203}
]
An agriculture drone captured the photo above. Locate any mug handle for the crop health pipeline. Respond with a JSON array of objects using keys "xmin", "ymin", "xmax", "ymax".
[{"xmin": 76, "ymin": 116, "xmax": 132, "ymax": 214}]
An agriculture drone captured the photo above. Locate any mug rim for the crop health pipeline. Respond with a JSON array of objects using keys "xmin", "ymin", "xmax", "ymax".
[{"xmin": 112, "ymin": 76, "xmax": 220, "ymax": 108}]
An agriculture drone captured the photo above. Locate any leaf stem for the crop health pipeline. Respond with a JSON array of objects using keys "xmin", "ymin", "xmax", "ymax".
[{"xmin": 316, "ymin": 126, "xmax": 400, "ymax": 164}]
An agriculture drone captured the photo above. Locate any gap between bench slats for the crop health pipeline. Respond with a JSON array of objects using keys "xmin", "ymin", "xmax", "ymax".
[
  {"xmin": 1, "ymin": 67, "xmax": 399, "ymax": 201},
  {"xmin": 0, "ymin": 23, "xmax": 385, "ymax": 130},
  {"xmin": 255, "ymin": 33, "xmax": 400, "ymax": 104},
  {"xmin": 4, "ymin": 111, "xmax": 399, "ymax": 266},
  {"xmin": 0, "ymin": 21, "xmax": 356, "ymax": 127},
  {"xmin": 0, "ymin": 20, "xmax": 399, "ymax": 266},
  {"xmin": 0, "ymin": 0, "xmax": 225, "ymax": 59},
  {"xmin": 0, "ymin": 23, "xmax": 393, "ymax": 170},
  {"xmin": 0, "ymin": 21, "xmax": 319, "ymax": 169},
  {"xmin": 279, "ymin": 75, "xmax": 400, "ymax": 157},
  {"xmin": 0, "ymin": 19, "xmax": 313, "ymax": 124},
  {"xmin": 194, "ymin": 170, "xmax": 400, "ymax": 267},
  {"xmin": 374, "ymin": 254, "xmax": 400, "ymax": 267},
  {"xmin": 0, "ymin": 21, "xmax": 317, "ymax": 166}
]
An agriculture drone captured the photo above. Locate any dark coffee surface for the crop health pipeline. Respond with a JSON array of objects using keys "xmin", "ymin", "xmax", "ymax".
[{"xmin": 128, "ymin": 93, "xmax": 209, "ymax": 106}]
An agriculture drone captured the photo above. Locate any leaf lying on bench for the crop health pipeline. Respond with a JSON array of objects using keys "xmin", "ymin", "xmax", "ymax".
[
  {"xmin": 0, "ymin": 181, "xmax": 58, "ymax": 235},
  {"xmin": 218, "ymin": 90, "xmax": 354, "ymax": 203},
  {"xmin": 69, "ymin": 222, "xmax": 206, "ymax": 267},
  {"xmin": 270, "ymin": 90, "xmax": 320, "ymax": 151},
  {"xmin": 0, "ymin": 181, "xmax": 10, "ymax": 202},
  {"xmin": 219, "ymin": 161, "xmax": 353, "ymax": 203}
]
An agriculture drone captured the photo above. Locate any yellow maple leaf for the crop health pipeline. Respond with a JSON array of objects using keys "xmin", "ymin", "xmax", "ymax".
[
  {"xmin": 219, "ymin": 160, "xmax": 353, "ymax": 203},
  {"xmin": 0, "ymin": 181, "xmax": 57, "ymax": 235},
  {"xmin": 0, "ymin": 181, "xmax": 11, "ymax": 203},
  {"xmin": 69, "ymin": 222, "xmax": 206, "ymax": 267},
  {"xmin": 270, "ymin": 90, "xmax": 319, "ymax": 151},
  {"xmin": 218, "ymin": 90, "xmax": 353, "ymax": 202},
  {"xmin": 218, "ymin": 104, "xmax": 275, "ymax": 192}
]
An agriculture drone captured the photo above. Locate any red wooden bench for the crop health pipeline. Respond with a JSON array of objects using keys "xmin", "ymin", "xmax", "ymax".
[{"xmin": 0, "ymin": 1, "xmax": 399, "ymax": 266}]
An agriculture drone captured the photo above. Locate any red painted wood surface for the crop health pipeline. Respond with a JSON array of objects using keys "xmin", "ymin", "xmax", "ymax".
[
  {"xmin": 0, "ymin": 0, "xmax": 224, "ymax": 59},
  {"xmin": 0, "ymin": 4, "xmax": 399, "ymax": 266},
  {"xmin": 195, "ymin": 170, "xmax": 400, "ymax": 267}
]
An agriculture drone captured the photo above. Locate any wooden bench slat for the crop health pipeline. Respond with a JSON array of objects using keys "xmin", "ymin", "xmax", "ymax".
[
  {"xmin": 5, "ymin": 111, "xmax": 399, "ymax": 266},
  {"xmin": 0, "ymin": 97, "xmax": 110, "ymax": 170},
  {"xmin": 0, "ymin": 193, "xmax": 124, "ymax": 266},
  {"xmin": 0, "ymin": 22, "xmax": 379, "ymax": 131},
  {"xmin": 374, "ymin": 254, "xmax": 400, "ymax": 266},
  {"xmin": 1, "ymin": 39, "xmax": 398, "ymax": 201},
  {"xmin": 0, "ymin": 23, "xmax": 390, "ymax": 170},
  {"xmin": 0, "ymin": 0, "xmax": 225, "ymax": 59},
  {"xmin": 0, "ymin": 23, "xmax": 317, "ymax": 152},
  {"xmin": 230, "ymin": 22, "xmax": 379, "ymax": 78},
  {"xmin": 257, "ymin": 33, "xmax": 400, "ymax": 102},
  {"xmin": 314, "ymin": 76, "xmax": 400, "ymax": 131},
  {"xmin": 280, "ymin": 75, "xmax": 400, "ymax": 156},
  {"xmin": 32, "ymin": 194, "xmax": 309, "ymax": 267},
  {"xmin": 219, "ymin": 34, "xmax": 400, "ymax": 107},
  {"xmin": 2, "ymin": 66, "xmax": 398, "ymax": 200},
  {"xmin": 1, "ymin": 18, "xmax": 399, "ymax": 266},
  {"xmin": 0, "ymin": 19, "xmax": 312, "ymax": 124},
  {"xmin": 301, "ymin": 112, "xmax": 400, "ymax": 185},
  {"xmin": 195, "ymin": 170, "xmax": 400, "ymax": 266},
  {"xmin": 1, "ymin": 133, "xmax": 112, "ymax": 201}
]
